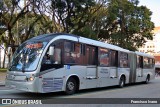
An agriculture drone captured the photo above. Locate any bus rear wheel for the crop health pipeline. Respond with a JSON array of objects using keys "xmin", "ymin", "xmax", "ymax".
[
  {"xmin": 119, "ymin": 76, "xmax": 125, "ymax": 88},
  {"xmin": 145, "ymin": 75, "xmax": 150, "ymax": 84},
  {"xmin": 65, "ymin": 78, "xmax": 77, "ymax": 95}
]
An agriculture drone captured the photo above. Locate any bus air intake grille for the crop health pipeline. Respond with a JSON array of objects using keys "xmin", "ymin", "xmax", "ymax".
[
  {"xmin": 53, "ymin": 78, "xmax": 63, "ymax": 90},
  {"xmin": 42, "ymin": 78, "xmax": 54, "ymax": 92},
  {"xmin": 42, "ymin": 78, "xmax": 63, "ymax": 92}
]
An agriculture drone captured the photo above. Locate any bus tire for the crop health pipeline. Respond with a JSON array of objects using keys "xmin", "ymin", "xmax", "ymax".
[
  {"xmin": 119, "ymin": 76, "xmax": 125, "ymax": 88},
  {"xmin": 65, "ymin": 78, "xmax": 77, "ymax": 95},
  {"xmin": 145, "ymin": 75, "xmax": 150, "ymax": 84}
]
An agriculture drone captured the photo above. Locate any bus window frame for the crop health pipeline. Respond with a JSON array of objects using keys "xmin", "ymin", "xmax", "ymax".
[
  {"xmin": 110, "ymin": 50, "xmax": 118, "ymax": 67},
  {"xmin": 143, "ymin": 57, "xmax": 154, "ymax": 69},
  {"xmin": 137, "ymin": 55, "xmax": 143, "ymax": 68},
  {"xmin": 119, "ymin": 52, "xmax": 129, "ymax": 68},
  {"xmin": 98, "ymin": 47, "xmax": 110, "ymax": 67},
  {"xmin": 64, "ymin": 40, "xmax": 83, "ymax": 65},
  {"xmin": 40, "ymin": 39, "xmax": 64, "ymax": 72},
  {"xmin": 85, "ymin": 45, "xmax": 98, "ymax": 66}
]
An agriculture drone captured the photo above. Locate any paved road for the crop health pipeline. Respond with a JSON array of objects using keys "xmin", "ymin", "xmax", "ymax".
[
  {"xmin": 1, "ymin": 78, "xmax": 160, "ymax": 98},
  {"xmin": 0, "ymin": 78, "xmax": 160, "ymax": 107}
]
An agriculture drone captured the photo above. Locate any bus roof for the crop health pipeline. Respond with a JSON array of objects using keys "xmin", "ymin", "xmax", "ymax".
[
  {"xmin": 78, "ymin": 36, "xmax": 129, "ymax": 52},
  {"xmin": 135, "ymin": 51, "xmax": 154, "ymax": 58},
  {"xmin": 27, "ymin": 33, "xmax": 130, "ymax": 53},
  {"xmin": 26, "ymin": 33, "xmax": 67, "ymax": 42}
]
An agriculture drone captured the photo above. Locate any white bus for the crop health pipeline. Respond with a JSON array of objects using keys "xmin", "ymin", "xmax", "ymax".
[{"xmin": 5, "ymin": 33, "xmax": 155, "ymax": 94}]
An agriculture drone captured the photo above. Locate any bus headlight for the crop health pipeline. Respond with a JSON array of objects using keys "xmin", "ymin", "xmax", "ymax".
[{"xmin": 28, "ymin": 77, "xmax": 34, "ymax": 81}]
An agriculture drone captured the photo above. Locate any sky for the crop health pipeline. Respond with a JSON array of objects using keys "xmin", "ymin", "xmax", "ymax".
[{"xmin": 139, "ymin": 0, "xmax": 160, "ymax": 27}]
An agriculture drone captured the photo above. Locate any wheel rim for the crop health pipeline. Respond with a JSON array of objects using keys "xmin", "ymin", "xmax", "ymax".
[
  {"xmin": 67, "ymin": 81, "xmax": 75, "ymax": 91},
  {"xmin": 146, "ymin": 77, "xmax": 149, "ymax": 82},
  {"xmin": 121, "ymin": 79, "xmax": 124, "ymax": 87}
]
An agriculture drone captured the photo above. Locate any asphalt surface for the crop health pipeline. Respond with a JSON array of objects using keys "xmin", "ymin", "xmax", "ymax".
[{"xmin": 0, "ymin": 77, "xmax": 160, "ymax": 107}]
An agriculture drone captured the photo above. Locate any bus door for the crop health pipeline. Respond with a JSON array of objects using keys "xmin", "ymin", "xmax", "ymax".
[
  {"xmin": 85, "ymin": 45, "xmax": 98, "ymax": 88},
  {"xmin": 136, "ymin": 56, "xmax": 143, "ymax": 82},
  {"xmin": 98, "ymin": 48, "xmax": 111, "ymax": 87},
  {"xmin": 109, "ymin": 50, "xmax": 118, "ymax": 80}
]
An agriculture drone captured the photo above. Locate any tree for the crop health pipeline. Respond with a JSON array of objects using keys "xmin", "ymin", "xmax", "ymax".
[
  {"xmin": 33, "ymin": 0, "xmax": 101, "ymax": 35},
  {"xmin": 100, "ymin": 0, "xmax": 154, "ymax": 51},
  {"xmin": 71, "ymin": 0, "xmax": 108, "ymax": 40},
  {"xmin": 0, "ymin": 0, "xmax": 31, "ymax": 64},
  {"xmin": 0, "ymin": 0, "xmax": 44, "ymax": 64}
]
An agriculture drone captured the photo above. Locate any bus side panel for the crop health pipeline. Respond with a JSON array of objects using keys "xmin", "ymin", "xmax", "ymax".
[
  {"xmin": 39, "ymin": 67, "xmax": 66, "ymax": 93},
  {"xmin": 118, "ymin": 68, "xmax": 130, "ymax": 84},
  {"xmin": 150, "ymin": 67, "xmax": 155, "ymax": 80},
  {"xmin": 65, "ymin": 65, "xmax": 87, "ymax": 90},
  {"xmin": 142, "ymin": 68, "xmax": 155, "ymax": 81},
  {"xmin": 98, "ymin": 67, "xmax": 118, "ymax": 87},
  {"xmin": 136, "ymin": 68, "xmax": 144, "ymax": 82}
]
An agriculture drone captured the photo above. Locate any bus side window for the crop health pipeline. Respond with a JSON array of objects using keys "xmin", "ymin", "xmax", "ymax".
[
  {"xmin": 53, "ymin": 48, "xmax": 61, "ymax": 64},
  {"xmin": 143, "ymin": 57, "xmax": 154, "ymax": 68},
  {"xmin": 152, "ymin": 59, "xmax": 155, "ymax": 67},
  {"xmin": 64, "ymin": 41, "xmax": 84, "ymax": 65},
  {"xmin": 43, "ymin": 44, "xmax": 62, "ymax": 65},
  {"xmin": 119, "ymin": 52, "xmax": 129, "ymax": 68},
  {"xmin": 64, "ymin": 41, "xmax": 76, "ymax": 64},
  {"xmin": 80, "ymin": 44, "xmax": 85, "ymax": 55},
  {"xmin": 99, "ymin": 48, "xmax": 109, "ymax": 66},
  {"xmin": 86, "ymin": 45, "xmax": 97, "ymax": 65},
  {"xmin": 110, "ymin": 50, "xmax": 118, "ymax": 67},
  {"xmin": 40, "ymin": 41, "xmax": 63, "ymax": 71},
  {"xmin": 137, "ymin": 56, "xmax": 143, "ymax": 68},
  {"xmin": 143, "ymin": 57, "xmax": 150, "ymax": 68},
  {"xmin": 149, "ymin": 58, "xmax": 153, "ymax": 68}
]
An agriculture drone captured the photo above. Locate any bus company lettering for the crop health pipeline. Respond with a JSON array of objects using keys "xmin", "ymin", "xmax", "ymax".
[
  {"xmin": 12, "ymin": 99, "xmax": 42, "ymax": 104},
  {"xmin": 100, "ymin": 69, "xmax": 109, "ymax": 74},
  {"xmin": 28, "ymin": 100, "xmax": 42, "ymax": 104}
]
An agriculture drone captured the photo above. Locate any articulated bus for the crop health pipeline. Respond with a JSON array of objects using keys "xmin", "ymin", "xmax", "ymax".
[{"xmin": 5, "ymin": 33, "xmax": 155, "ymax": 94}]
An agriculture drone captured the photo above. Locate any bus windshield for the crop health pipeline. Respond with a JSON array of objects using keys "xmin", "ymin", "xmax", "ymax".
[{"xmin": 9, "ymin": 42, "xmax": 48, "ymax": 72}]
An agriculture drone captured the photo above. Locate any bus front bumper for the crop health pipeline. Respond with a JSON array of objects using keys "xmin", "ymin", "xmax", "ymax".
[{"xmin": 5, "ymin": 79, "xmax": 39, "ymax": 93}]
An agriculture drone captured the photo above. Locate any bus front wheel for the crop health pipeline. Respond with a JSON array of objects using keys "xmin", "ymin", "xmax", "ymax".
[{"xmin": 65, "ymin": 78, "xmax": 77, "ymax": 95}]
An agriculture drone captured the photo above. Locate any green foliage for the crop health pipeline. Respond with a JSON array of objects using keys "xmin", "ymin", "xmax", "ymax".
[
  {"xmin": 70, "ymin": 1, "xmax": 108, "ymax": 40},
  {"xmin": 51, "ymin": 0, "xmax": 96, "ymax": 33},
  {"xmin": 0, "ymin": 68, "xmax": 7, "ymax": 72},
  {"xmin": 103, "ymin": 0, "xmax": 154, "ymax": 51}
]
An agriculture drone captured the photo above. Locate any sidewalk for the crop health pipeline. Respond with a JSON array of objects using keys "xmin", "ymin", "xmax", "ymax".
[{"xmin": 0, "ymin": 72, "xmax": 6, "ymax": 86}]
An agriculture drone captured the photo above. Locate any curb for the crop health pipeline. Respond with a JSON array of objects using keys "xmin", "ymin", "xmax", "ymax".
[{"xmin": 0, "ymin": 81, "xmax": 5, "ymax": 86}]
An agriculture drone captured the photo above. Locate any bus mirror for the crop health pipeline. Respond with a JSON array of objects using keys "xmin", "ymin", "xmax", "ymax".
[{"xmin": 49, "ymin": 46, "xmax": 54, "ymax": 56}]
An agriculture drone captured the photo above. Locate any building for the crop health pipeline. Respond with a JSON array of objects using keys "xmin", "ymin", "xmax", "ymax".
[{"xmin": 138, "ymin": 27, "xmax": 160, "ymax": 64}]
